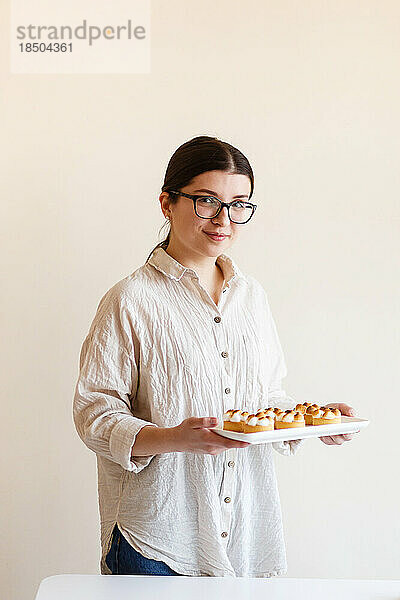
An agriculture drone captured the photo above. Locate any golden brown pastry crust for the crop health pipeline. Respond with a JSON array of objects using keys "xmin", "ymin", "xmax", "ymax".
[
  {"xmin": 275, "ymin": 420, "xmax": 305, "ymax": 429},
  {"xmin": 305, "ymin": 404, "xmax": 321, "ymax": 425},
  {"xmin": 223, "ymin": 409, "xmax": 244, "ymax": 432},
  {"xmin": 223, "ymin": 420, "xmax": 243, "ymax": 432},
  {"xmin": 275, "ymin": 410, "xmax": 305, "ymax": 429},
  {"xmin": 313, "ymin": 407, "xmax": 341, "ymax": 425},
  {"xmin": 243, "ymin": 413, "xmax": 274, "ymax": 433}
]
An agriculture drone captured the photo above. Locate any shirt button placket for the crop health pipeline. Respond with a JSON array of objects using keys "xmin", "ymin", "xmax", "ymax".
[
  {"xmin": 221, "ymin": 348, "xmax": 232, "ymax": 411},
  {"xmin": 213, "ymin": 315, "xmax": 233, "ymax": 411},
  {"xmin": 220, "ymin": 448, "xmax": 236, "ymax": 543},
  {"xmin": 214, "ymin": 313, "xmax": 235, "ymax": 542}
]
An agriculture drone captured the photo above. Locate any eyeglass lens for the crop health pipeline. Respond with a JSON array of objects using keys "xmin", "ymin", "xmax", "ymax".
[{"xmin": 196, "ymin": 197, "xmax": 252, "ymax": 223}]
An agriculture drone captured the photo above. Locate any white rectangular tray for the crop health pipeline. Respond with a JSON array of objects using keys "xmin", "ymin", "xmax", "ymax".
[{"xmin": 213, "ymin": 416, "xmax": 369, "ymax": 445}]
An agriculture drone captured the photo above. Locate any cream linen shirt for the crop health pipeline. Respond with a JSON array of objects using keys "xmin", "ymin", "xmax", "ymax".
[{"xmin": 73, "ymin": 246, "xmax": 305, "ymax": 578}]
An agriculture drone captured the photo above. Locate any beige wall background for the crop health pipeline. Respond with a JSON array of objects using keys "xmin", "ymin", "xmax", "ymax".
[{"xmin": 1, "ymin": 1, "xmax": 399, "ymax": 599}]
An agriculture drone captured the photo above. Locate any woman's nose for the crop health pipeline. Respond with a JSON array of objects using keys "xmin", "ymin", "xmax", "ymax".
[{"xmin": 212, "ymin": 206, "xmax": 230, "ymax": 226}]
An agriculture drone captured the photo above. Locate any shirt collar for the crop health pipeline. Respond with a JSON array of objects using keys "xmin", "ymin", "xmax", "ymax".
[{"xmin": 147, "ymin": 246, "xmax": 242, "ymax": 289}]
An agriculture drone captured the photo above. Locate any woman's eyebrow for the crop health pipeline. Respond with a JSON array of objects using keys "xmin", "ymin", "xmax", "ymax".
[{"xmin": 192, "ymin": 188, "xmax": 249, "ymax": 199}]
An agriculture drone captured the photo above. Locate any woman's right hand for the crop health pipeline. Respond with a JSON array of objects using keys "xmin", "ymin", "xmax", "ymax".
[{"xmin": 173, "ymin": 417, "xmax": 251, "ymax": 455}]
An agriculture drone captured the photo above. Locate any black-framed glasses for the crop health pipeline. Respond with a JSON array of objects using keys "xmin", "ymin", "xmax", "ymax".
[{"xmin": 168, "ymin": 190, "xmax": 257, "ymax": 224}]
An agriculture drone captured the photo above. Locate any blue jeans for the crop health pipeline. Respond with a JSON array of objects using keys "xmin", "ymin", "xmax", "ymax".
[{"xmin": 105, "ymin": 523, "xmax": 183, "ymax": 575}]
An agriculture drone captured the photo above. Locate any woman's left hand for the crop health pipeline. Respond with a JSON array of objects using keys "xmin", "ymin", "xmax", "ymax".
[{"xmin": 319, "ymin": 403, "xmax": 359, "ymax": 445}]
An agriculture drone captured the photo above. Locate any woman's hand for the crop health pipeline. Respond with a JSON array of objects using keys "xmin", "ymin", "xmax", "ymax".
[
  {"xmin": 319, "ymin": 403, "xmax": 360, "ymax": 445},
  {"xmin": 173, "ymin": 417, "xmax": 251, "ymax": 455}
]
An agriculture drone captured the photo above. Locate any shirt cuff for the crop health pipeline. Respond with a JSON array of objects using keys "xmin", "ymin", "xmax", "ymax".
[{"xmin": 109, "ymin": 417, "xmax": 159, "ymax": 472}]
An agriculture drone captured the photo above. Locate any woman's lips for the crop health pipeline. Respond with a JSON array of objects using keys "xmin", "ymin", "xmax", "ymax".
[{"xmin": 204, "ymin": 232, "xmax": 228, "ymax": 241}]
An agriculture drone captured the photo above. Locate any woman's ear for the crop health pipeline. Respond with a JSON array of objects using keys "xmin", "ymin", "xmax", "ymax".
[{"xmin": 159, "ymin": 192, "xmax": 171, "ymax": 219}]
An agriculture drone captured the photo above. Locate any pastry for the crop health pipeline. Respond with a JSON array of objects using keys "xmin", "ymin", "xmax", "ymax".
[
  {"xmin": 223, "ymin": 409, "xmax": 243, "ymax": 432},
  {"xmin": 243, "ymin": 413, "xmax": 274, "ymax": 433},
  {"xmin": 305, "ymin": 404, "xmax": 321, "ymax": 425},
  {"xmin": 222, "ymin": 403, "xmax": 341, "ymax": 434},
  {"xmin": 275, "ymin": 410, "xmax": 306, "ymax": 429},
  {"xmin": 312, "ymin": 407, "xmax": 341, "ymax": 426},
  {"xmin": 274, "ymin": 409, "xmax": 285, "ymax": 422},
  {"xmin": 295, "ymin": 402, "xmax": 313, "ymax": 415},
  {"xmin": 262, "ymin": 408, "xmax": 276, "ymax": 420},
  {"xmin": 240, "ymin": 411, "xmax": 250, "ymax": 430}
]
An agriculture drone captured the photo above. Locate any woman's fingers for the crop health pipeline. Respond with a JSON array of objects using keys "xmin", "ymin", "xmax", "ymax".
[
  {"xmin": 319, "ymin": 436, "xmax": 336, "ymax": 445},
  {"xmin": 320, "ymin": 435, "xmax": 344, "ymax": 445},
  {"xmin": 320, "ymin": 433, "xmax": 358, "ymax": 445},
  {"xmin": 331, "ymin": 435, "xmax": 347, "ymax": 444},
  {"xmin": 209, "ymin": 429, "xmax": 250, "ymax": 447}
]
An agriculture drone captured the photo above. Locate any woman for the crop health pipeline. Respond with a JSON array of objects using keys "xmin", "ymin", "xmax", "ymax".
[{"xmin": 73, "ymin": 135, "xmax": 357, "ymax": 577}]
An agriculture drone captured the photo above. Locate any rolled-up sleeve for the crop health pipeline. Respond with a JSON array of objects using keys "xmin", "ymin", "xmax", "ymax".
[
  {"xmin": 73, "ymin": 289, "xmax": 158, "ymax": 473},
  {"xmin": 263, "ymin": 290, "xmax": 306, "ymax": 457}
]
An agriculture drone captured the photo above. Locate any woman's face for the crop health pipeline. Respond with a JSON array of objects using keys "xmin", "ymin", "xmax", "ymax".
[{"xmin": 160, "ymin": 170, "xmax": 252, "ymax": 258}]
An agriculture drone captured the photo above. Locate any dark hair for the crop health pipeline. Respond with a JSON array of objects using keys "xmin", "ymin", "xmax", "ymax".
[{"xmin": 145, "ymin": 135, "xmax": 254, "ymax": 262}]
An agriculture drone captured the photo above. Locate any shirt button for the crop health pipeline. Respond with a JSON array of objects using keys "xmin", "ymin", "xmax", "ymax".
[
  {"xmin": 221, "ymin": 351, "xmax": 228, "ymax": 358},
  {"xmin": 228, "ymin": 460, "xmax": 235, "ymax": 468},
  {"xmin": 214, "ymin": 316, "xmax": 221, "ymax": 323},
  {"xmin": 225, "ymin": 388, "xmax": 231, "ymax": 394},
  {"xmin": 221, "ymin": 531, "xmax": 228, "ymax": 538},
  {"xmin": 224, "ymin": 497, "xmax": 231, "ymax": 503}
]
